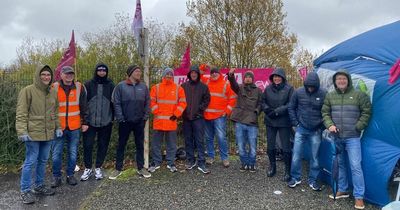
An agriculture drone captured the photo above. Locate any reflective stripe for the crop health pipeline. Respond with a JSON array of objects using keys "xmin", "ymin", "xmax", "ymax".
[
  {"xmin": 177, "ymin": 106, "xmax": 184, "ymax": 112},
  {"xmin": 59, "ymin": 101, "xmax": 79, "ymax": 106},
  {"xmin": 151, "ymin": 105, "xmax": 159, "ymax": 111},
  {"xmin": 210, "ymin": 92, "xmax": 226, "ymax": 98},
  {"xmin": 157, "ymin": 99, "xmax": 177, "ymax": 105},
  {"xmin": 59, "ymin": 111, "xmax": 80, "ymax": 117},
  {"xmin": 154, "ymin": 115, "xmax": 171, "ymax": 120},
  {"xmin": 227, "ymin": 105, "xmax": 233, "ymax": 110},
  {"xmin": 179, "ymin": 98, "xmax": 186, "ymax": 102},
  {"xmin": 230, "ymin": 95, "xmax": 238, "ymax": 99},
  {"xmin": 222, "ymin": 81, "xmax": 229, "ymax": 96},
  {"xmin": 75, "ymin": 82, "xmax": 81, "ymax": 104},
  {"xmin": 175, "ymin": 84, "xmax": 179, "ymax": 102},
  {"xmin": 205, "ymin": 108, "xmax": 224, "ymax": 113}
]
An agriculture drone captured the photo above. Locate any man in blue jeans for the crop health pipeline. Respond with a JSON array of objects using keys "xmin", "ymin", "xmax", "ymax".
[
  {"xmin": 227, "ymin": 68, "xmax": 262, "ymax": 172},
  {"xmin": 51, "ymin": 66, "xmax": 89, "ymax": 187},
  {"xmin": 321, "ymin": 70, "xmax": 371, "ymax": 210},
  {"xmin": 16, "ymin": 65, "xmax": 62, "ymax": 204},
  {"xmin": 287, "ymin": 72, "xmax": 326, "ymax": 190}
]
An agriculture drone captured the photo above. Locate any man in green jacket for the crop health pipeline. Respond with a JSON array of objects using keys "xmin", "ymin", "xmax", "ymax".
[
  {"xmin": 321, "ymin": 69, "xmax": 371, "ymax": 210},
  {"xmin": 16, "ymin": 65, "xmax": 63, "ymax": 204}
]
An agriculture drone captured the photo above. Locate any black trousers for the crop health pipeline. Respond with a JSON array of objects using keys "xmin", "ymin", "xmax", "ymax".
[
  {"xmin": 266, "ymin": 126, "xmax": 292, "ymax": 153},
  {"xmin": 82, "ymin": 123, "xmax": 112, "ymax": 169},
  {"xmin": 116, "ymin": 121, "xmax": 145, "ymax": 171}
]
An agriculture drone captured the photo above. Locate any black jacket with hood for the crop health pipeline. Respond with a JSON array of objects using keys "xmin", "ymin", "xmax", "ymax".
[
  {"xmin": 227, "ymin": 72, "xmax": 262, "ymax": 126},
  {"xmin": 181, "ymin": 67, "xmax": 211, "ymax": 121},
  {"xmin": 84, "ymin": 63, "xmax": 115, "ymax": 127},
  {"xmin": 288, "ymin": 72, "xmax": 327, "ymax": 130},
  {"xmin": 262, "ymin": 68, "xmax": 294, "ymax": 127}
]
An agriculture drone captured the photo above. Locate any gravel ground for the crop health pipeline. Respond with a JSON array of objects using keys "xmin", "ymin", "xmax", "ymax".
[
  {"xmin": 0, "ymin": 158, "xmax": 385, "ymax": 210},
  {"xmin": 80, "ymin": 158, "xmax": 380, "ymax": 210}
]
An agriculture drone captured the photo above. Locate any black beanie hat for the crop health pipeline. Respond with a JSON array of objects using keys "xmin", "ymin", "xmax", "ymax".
[{"xmin": 127, "ymin": 65, "xmax": 140, "ymax": 77}]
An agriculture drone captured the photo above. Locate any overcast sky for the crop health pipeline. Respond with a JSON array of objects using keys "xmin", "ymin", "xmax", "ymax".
[{"xmin": 0, "ymin": 0, "xmax": 399, "ymax": 66}]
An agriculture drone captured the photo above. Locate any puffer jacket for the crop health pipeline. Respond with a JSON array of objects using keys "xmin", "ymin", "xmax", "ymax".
[
  {"xmin": 262, "ymin": 68, "xmax": 294, "ymax": 127},
  {"xmin": 84, "ymin": 63, "xmax": 115, "ymax": 127},
  {"xmin": 288, "ymin": 72, "xmax": 327, "ymax": 130},
  {"xmin": 16, "ymin": 65, "xmax": 60, "ymax": 141},
  {"xmin": 228, "ymin": 72, "xmax": 262, "ymax": 126},
  {"xmin": 321, "ymin": 69, "xmax": 372, "ymax": 138}
]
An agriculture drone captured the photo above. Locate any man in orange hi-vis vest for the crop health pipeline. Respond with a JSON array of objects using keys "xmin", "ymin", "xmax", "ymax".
[
  {"xmin": 148, "ymin": 68, "xmax": 186, "ymax": 173},
  {"xmin": 202, "ymin": 66, "xmax": 236, "ymax": 167},
  {"xmin": 50, "ymin": 66, "xmax": 88, "ymax": 187}
]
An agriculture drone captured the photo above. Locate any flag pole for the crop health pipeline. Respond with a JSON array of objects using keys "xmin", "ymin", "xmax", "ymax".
[{"xmin": 141, "ymin": 28, "xmax": 150, "ymax": 169}]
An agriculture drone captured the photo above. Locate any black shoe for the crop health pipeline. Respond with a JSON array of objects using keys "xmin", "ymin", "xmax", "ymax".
[
  {"xmin": 66, "ymin": 176, "xmax": 78, "ymax": 186},
  {"xmin": 21, "ymin": 191, "xmax": 35, "ymax": 204},
  {"xmin": 249, "ymin": 165, "xmax": 256, "ymax": 173},
  {"xmin": 32, "ymin": 185, "xmax": 55, "ymax": 196},
  {"xmin": 267, "ymin": 164, "xmax": 276, "ymax": 177},
  {"xmin": 239, "ymin": 164, "xmax": 248, "ymax": 172},
  {"xmin": 51, "ymin": 177, "xmax": 62, "ymax": 188}
]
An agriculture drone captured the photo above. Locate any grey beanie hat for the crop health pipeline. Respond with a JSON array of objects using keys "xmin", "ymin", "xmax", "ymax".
[{"xmin": 162, "ymin": 67, "xmax": 174, "ymax": 78}]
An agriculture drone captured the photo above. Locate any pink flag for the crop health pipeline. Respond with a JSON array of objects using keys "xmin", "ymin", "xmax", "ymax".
[
  {"xmin": 389, "ymin": 59, "xmax": 400, "ymax": 84},
  {"xmin": 174, "ymin": 43, "xmax": 191, "ymax": 75},
  {"xmin": 298, "ymin": 66, "xmax": 308, "ymax": 81},
  {"xmin": 132, "ymin": 0, "xmax": 143, "ymax": 42},
  {"xmin": 55, "ymin": 30, "xmax": 76, "ymax": 81}
]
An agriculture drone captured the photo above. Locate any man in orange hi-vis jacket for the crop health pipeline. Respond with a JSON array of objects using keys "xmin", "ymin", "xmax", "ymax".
[
  {"xmin": 148, "ymin": 68, "xmax": 187, "ymax": 173},
  {"xmin": 202, "ymin": 66, "xmax": 236, "ymax": 167}
]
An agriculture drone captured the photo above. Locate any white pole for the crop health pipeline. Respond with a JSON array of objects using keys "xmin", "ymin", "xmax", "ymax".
[{"xmin": 141, "ymin": 28, "xmax": 150, "ymax": 169}]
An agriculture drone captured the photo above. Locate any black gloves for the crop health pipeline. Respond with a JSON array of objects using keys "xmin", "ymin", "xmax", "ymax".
[{"xmin": 170, "ymin": 115, "xmax": 177, "ymax": 121}]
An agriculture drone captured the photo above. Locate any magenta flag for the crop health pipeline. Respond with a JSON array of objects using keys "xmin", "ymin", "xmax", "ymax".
[
  {"xmin": 55, "ymin": 30, "xmax": 76, "ymax": 81},
  {"xmin": 298, "ymin": 67, "xmax": 308, "ymax": 81},
  {"xmin": 132, "ymin": 0, "xmax": 143, "ymax": 42},
  {"xmin": 389, "ymin": 59, "xmax": 400, "ymax": 84},
  {"xmin": 174, "ymin": 43, "xmax": 191, "ymax": 75}
]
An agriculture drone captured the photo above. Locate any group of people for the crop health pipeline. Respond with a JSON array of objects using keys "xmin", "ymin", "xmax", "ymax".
[{"xmin": 16, "ymin": 63, "xmax": 371, "ymax": 209}]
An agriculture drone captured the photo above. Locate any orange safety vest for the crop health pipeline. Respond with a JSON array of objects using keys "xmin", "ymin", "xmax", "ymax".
[
  {"xmin": 150, "ymin": 78, "xmax": 186, "ymax": 131},
  {"xmin": 203, "ymin": 74, "xmax": 237, "ymax": 120},
  {"xmin": 53, "ymin": 82, "xmax": 82, "ymax": 130}
]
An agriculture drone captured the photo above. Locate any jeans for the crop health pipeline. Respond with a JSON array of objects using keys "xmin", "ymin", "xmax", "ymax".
[
  {"xmin": 235, "ymin": 122, "xmax": 258, "ymax": 166},
  {"xmin": 51, "ymin": 129, "xmax": 80, "ymax": 177},
  {"xmin": 290, "ymin": 126, "xmax": 321, "ymax": 184},
  {"xmin": 336, "ymin": 137, "xmax": 365, "ymax": 199},
  {"xmin": 183, "ymin": 118, "xmax": 206, "ymax": 167},
  {"xmin": 20, "ymin": 140, "xmax": 53, "ymax": 193},
  {"xmin": 205, "ymin": 116, "xmax": 229, "ymax": 161},
  {"xmin": 151, "ymin": 130, "xmax": 177, "ymax": 166},
  {"xmin": 116, "ymin": 121, "xmax": 145, "ymax": 171},
  {"xmin": 82, "ymin": 123, "xmax": 112, "ymax": 169}
]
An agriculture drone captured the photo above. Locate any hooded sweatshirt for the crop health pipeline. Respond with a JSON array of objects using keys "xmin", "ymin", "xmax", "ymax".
[
  {"xmin": 321, "ymin": 69, "xmax": 372, "ymax": 138},
  {"xmin": 288, "ymin": 72, "xmax": 327, "ymax": 130},
  {"xmin": 16, "ymin": 65, "xmax": 61, "ymax": 141},
  {"xmin": 84, "ymin": 63, "xmax": 115, "ymax": 127},
  {"xmin": 181, "ymin": 68, "xmax": 211, "ymax": 120}
]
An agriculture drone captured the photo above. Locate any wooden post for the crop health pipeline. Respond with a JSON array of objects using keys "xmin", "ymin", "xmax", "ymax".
[{"xmin": 140, "ymin": 28, "xmax": 150, "ymax": 168}]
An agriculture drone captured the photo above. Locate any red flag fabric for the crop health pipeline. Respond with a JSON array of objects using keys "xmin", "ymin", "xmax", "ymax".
[
  {"xmin": 298, "ymin": 66, "xmax": 308, "ymax": 81},
  {"xmin": 132, "ymin": 0, "xmax": 143, "ymax": 42},
  {"xmin": 174, "ymin": 43, "xmax": 191, "ymax": 75},
  {"xmin": 389, "ymin": 59, "xmax": 400, "ymax": 84},
  {"xmin": 55, "ymin": 30, "xmax": 76, "ymax": 81}
]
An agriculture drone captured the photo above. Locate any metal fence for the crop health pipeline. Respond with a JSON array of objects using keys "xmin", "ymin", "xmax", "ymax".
[{"xmin": 1, "ymin": 66, "xmax": 303, "ymax": 158}]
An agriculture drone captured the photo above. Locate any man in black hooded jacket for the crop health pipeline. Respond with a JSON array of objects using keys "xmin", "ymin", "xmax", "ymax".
[
  {"xmin": 181, "ymin": 65, "xmax": 211, "ymax": 174},
  {"xmin": 81, "ymin": 63, "xmax": 115, "ymax": 181}
]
